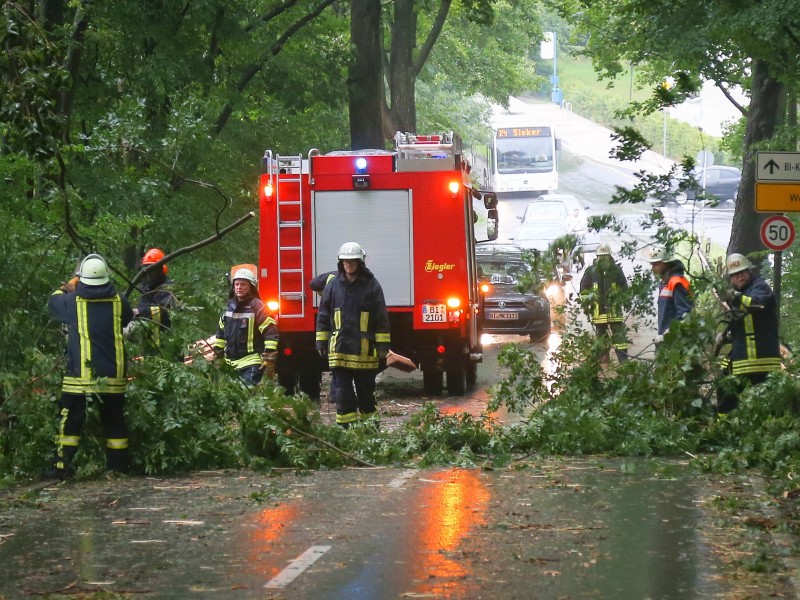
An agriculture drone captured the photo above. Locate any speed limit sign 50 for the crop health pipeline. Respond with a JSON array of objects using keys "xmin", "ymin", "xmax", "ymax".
[{"xmin": 760, "ymin": 215, "xmax": 796, "ymax": 251}]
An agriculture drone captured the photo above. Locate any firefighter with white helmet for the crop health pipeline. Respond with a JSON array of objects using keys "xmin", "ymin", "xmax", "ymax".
[
  {"xmin": 725, "ymin": 253, "xmax": 752, "ymax": 276},
  {"xmin": 131, "ymin": 248, "xmax": 177, "ymax": 354},
  {"xmin": 647, "ymin": 245, "xmax": 693, "ymax": 341},
  {"xmin": 316, "ymin": 242, "xmax": 391, "ymax": 427},
  {"xmin": 716, "ymin": 252, "xmax": 781, "ymax": 412},
  {"xmin": 45, "ymin": 253, "xmax": 134, "ymax": 479},
  {"xmin": 213, "ymin": 263, "xmax": 279, "ymax": 386},
  {"xmin": 579, "ymin": 243, "xmax": 629, "ymax": 363}
]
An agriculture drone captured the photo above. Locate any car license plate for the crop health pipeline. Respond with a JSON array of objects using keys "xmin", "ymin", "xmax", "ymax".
[
  {"xmin": 422, "ymin": 304, "xmax": 446, "ymax": 322},
  {"xmin": 489, "ymin": 312, "xmax": 519, "ymax": 320}
]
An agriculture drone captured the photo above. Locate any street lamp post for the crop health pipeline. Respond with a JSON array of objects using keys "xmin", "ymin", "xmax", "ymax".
[{"xmin": 541, "ymin": 32, "xmax": 562, "ymax": 105}]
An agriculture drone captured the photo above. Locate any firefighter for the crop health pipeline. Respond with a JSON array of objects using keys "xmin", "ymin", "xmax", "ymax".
[
  {"xmin": 315, "ymin": 242, "xmax": 391, "ymax": 427},
  {"xmin": 306, "ymin": 271, "xmax": 338, "ymax": 403},
  {"xmin": 130, "ymin": 247, "xmax": 176, "ymax": 354},
  {"xmin": 647, "ymin": 246, "xmax": 693, "ymax": 342},
  {"xmin": 44, "ymin": 254, "xmax": 134, "ymax": 479},
  {"xmin": 213, "ymin": 264, "xmax": 279, "ymax": 386},
  {"xmin": 716, "ymin": 253, "xmax": 782, "ymax": 413},
  {"xmin": 579, "ymin": 243, "xmax": 629, "ymax": 363}
]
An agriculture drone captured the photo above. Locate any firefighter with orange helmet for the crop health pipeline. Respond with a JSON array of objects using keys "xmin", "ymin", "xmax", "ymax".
[
  {"xmin": 213, "ymin": 264, "xmax": 279, "ymax": 386},
  {"xmin": 315, "ymin": 242, "xmax": 390, "ymax": 427},
  {"xmin": 716, "ymin": 253, "xmax": 781, "ymax": 413},
  {"xmin": 44, "ymin": 254, "xmax": 134, "ymax": 479},
  {"xmin": 132, "ymin": 248, "xmax": 176, "ymax": 353}
]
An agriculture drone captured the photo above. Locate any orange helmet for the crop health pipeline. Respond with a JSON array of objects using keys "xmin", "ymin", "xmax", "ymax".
[{"xmin": 142, "ymin": 248, "xmax": 167, "ymax": 274}]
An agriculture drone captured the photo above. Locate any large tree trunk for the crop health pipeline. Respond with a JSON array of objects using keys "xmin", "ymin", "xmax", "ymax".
[
  {"xmin": 729, "ymin": 59, "xmax": 784, "ymax": 256},
  {"xmin": 386, "ymin": 0, "xmax": 417, "ymax": 135},
  {"xmin": 383, "ymin": 0, "xmax": 452, "ymax": 138},
  {"xmin": 348, "ymin": 0, "xmax": 383, "ymax": 149}
]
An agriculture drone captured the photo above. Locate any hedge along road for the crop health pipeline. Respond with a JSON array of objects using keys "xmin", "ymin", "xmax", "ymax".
[{"xmin": 0, "ymin": 335, "xmax": 796, "ymax": 599}]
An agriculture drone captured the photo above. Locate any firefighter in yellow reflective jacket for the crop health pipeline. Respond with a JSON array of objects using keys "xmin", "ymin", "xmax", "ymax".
[
  {"xmin": 717, "ymin": 253, "xmax": 781, "ymax": 413},
  {"xmin": 213, "ymin": 264, "xmax": 279, "ymax": 386},
  {"xmin": 316, "ymin": 242, "xmax": 391, "ymax": 427},
  {"xmin": 45, "ymin": 254, "xmax": 134, "ymax": 479},
  {"xmin": 579, "ymin": 243, "xmax": 629, "ymax": 363}
]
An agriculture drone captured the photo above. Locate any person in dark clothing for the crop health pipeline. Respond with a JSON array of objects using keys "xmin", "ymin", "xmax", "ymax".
[
  {"xmin": 647, "ymin": 246, "xmax": 693, "ymax": 341},
  {"xmin": 45, "ymin": 254, "xmax": 134, "ymax": 479},
  {"xmin": 716, "ymin": 253, "xmax": 782, "ymax": 413},
  {"xmin": 579, "ymin": 243, "xmax": 629, "ymax": 363},
  {"xmin": 305, "ymin": 271, "xmax": 338, "ymax": 403},
  {"xmin": 213, "ymin": 264, "xmax": 279, "ymax": 386},
  {"xmin": 130, "ymin": 248, "xmax": 176, "ymax": 355},
  {"xmin": 316, "ymin": 242, "xmax": 390, "ymax": 427}
]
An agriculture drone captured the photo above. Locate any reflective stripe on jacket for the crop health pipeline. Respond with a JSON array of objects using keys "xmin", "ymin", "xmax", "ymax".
[
  {"xmin": 726, "ymin": 275, "xmax": 781, "ymax": 376},
  {"xmin": 135, "ymin": 278, "xmax": 176, "ymax": 347},
  {"xmin": 48, "ymin": 281, "xmax": 133, "ymax": 394},
  {"xmin": 214, "ymin": 296, "xmax": 278, "ymax": 370},
  {"xmin": 316, "ymin": 267, "xmax": 390, "ymax": 370}
]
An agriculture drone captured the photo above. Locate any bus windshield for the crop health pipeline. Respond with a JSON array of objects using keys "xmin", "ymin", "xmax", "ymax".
[{"xmin": 496, "ymin": 136, "xmax": 555, "ymax": 174}]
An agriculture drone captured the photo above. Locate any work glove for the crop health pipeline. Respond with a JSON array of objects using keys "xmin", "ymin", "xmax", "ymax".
[
  {"xmin": 723, "ymin": 289, "xmax": 742, "ymax": 307},
  {"xmin": 378, "ymin": 349, "xmax": 389, "ymax": 361},
  {"xmin": 60, "ymin": 276, "xmax": 80, "ymax": 294},
  {"xmin": 261, "ymin": 351, "xmax": 278, "ymax": 379},
  {"xmin": 654, "ymin": 334, "xmax": 664, "ymax": 344},
  {"xmin": 316, "ymin": 342, "xmax": 328, "ymax": 358}
]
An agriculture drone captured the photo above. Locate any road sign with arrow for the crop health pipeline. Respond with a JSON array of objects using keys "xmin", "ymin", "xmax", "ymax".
[
  {"xmin": 756, "ymin": 152, "xmax": 800, "ymax": 181},
  {"xmin": 756, "ymin": 151, "xmax": 800, "ymax": 212}
]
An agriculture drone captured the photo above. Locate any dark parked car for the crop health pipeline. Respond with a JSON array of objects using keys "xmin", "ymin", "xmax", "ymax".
[
  {"xmin": 476, "ymin": 243, "xmax": 551, "ymax": 342},
  {"xmin": 669, "ymin": 165, "xmax": 741, "ymax": 205}
]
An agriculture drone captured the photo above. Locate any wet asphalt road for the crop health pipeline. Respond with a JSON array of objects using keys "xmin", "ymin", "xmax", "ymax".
[{"xmin": 0, "ymin": 458, "xmax": 780, "ymax": 599}]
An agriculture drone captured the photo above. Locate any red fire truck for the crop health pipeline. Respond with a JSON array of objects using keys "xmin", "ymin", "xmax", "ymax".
[{"xmin": 257, "ymin": 132, "xmax": 498, "ymax": 396}]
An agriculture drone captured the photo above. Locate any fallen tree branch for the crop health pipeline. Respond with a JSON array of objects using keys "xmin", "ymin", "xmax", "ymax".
[{"xmin": 126, "ymin": 211, "xmax": 254, "ymax": 295}]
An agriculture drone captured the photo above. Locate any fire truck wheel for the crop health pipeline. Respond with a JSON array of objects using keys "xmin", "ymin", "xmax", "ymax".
[
  {"xmin": 466, "ymin": 362, "xmax": 478, "ymax": 387},
  {"xmin": 297, "ymin": 371, "xmax": 322, "ymax": 400},
  {"xmin": 277, "ymin": 373, "xmax": 298, "ymax": 395},
  {"xmin": 423, "ymin": 370, "xmax": 444, "ymax": 396},
  {"xmin": 446, "ymin": 368, "xmax": 467, "ymax": 395}
]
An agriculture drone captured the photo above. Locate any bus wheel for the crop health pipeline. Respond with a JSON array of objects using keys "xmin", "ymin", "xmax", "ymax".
[{"xmin": 423, "ymin": 370, "xmax": 444, "ymax": 396}]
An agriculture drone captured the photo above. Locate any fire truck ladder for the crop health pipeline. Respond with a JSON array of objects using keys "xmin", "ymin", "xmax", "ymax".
[{"xmin": 273, "ymin": 153, "xmax": 306, "ymax": 318}]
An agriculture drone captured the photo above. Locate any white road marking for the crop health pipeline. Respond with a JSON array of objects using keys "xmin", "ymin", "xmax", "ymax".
[
  {"xmin": 387, "ymin": 469, "xmax": 417, "ymax": 489},
  {"xmin": 264, "ymin": 545, "xmax": 331, "ymax": 589}
]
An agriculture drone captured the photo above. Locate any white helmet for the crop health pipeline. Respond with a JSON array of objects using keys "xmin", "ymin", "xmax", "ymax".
[
  {"xmin": 646, "ymin": 246, "xmax": 673, "ymax": 263},
  {"xmin": 338, "ymin": 241, "xmax": 366, "ymax": 261},
  {"xmin": 596, "ymin": 243, "xmax": 612, "ymax": 256},
  {"xmin": 232, "ymin": 266, "xmax": 257, "ymax": 286},
  {"xmin": 726, "ymin": 253, "xmax": 753, "ymax": 276},
  {"xmin": 78, "ymin": 254, "xmax": 110, "ymax": 286}
]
